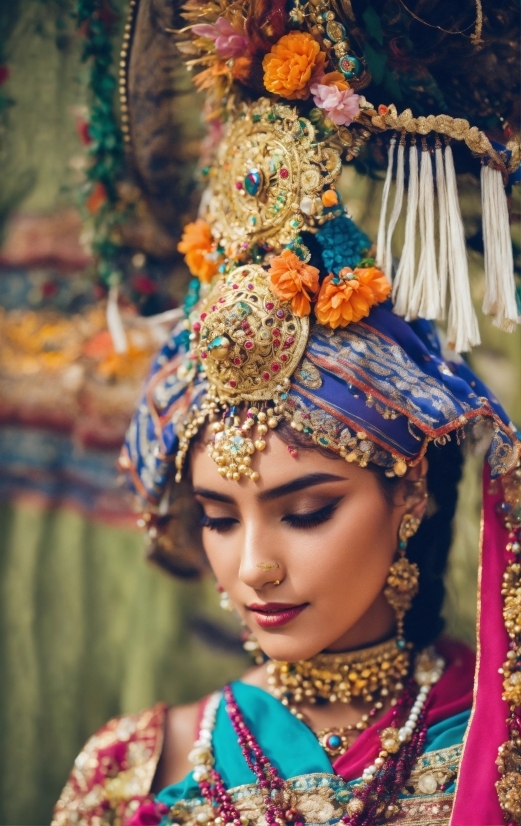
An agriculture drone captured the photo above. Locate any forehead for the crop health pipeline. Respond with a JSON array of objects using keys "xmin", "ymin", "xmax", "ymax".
[{"xmin": 189, "ymin": 426, "xmax": 371, "ymax": 497}]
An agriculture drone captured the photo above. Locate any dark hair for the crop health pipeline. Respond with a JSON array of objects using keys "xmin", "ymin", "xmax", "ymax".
[{"xmin": 276, "ymin": 420, "xmax": 465, "ymax": 649}]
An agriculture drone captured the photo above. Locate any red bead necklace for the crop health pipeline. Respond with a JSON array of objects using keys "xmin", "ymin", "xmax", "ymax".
[{"xmin": 190, "ymin": 680, "xmax": 429, "ymax": 826}]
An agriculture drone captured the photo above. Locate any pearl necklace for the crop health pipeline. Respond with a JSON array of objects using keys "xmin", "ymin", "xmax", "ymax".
[{"xmin": 188, "ymin": 648, "xmax": 444, "ymax": 826}]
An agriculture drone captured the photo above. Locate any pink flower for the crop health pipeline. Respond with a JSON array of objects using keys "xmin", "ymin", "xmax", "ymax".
[
  {"xmin": 310, "ymin": 82, "xmax": 360, "ymax": 126},
  {"xmin": 192, "ymin": 17, "xmax": 248, "ymax": 59}
]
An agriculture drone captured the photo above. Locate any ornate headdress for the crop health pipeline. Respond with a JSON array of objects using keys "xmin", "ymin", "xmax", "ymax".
[{"xmin": 119, "ymin": 1, "xmax": 521, "ymax": 822}]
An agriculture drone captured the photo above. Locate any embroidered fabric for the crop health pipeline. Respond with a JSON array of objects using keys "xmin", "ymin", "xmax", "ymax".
[{"xmin": 122, "ymin": 304, "xmax": 519, "ymax": 507}]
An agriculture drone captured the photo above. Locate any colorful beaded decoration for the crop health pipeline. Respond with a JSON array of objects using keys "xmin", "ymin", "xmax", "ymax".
[{"xmin": 188, "ymin": 649, "xmax": 444, "ymax": 826}]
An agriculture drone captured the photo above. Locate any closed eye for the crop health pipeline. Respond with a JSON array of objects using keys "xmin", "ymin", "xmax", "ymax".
[
  {"xmin": 282, "ymin": 497, "xmax": 342, "ymax": 529},
  {"xmin": 199, "ymin": 513, "xmax": 238, "ymax": 533}
]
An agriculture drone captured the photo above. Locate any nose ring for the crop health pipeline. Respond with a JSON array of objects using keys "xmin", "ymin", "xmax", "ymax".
[
  {"xmin": 273, "ymin": 579, "xmax": 281, "ymax": 586},
  {"xmin": 256, "ymin": 562, "xmax": 280, "ymax": 571}
]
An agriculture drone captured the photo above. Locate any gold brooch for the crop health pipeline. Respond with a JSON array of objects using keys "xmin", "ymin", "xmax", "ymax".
[
  {"xmin": 195, "ymin": 264, "xmax": 309, "ymax": 403},
  {"xmin": 205, "ymin": 98, "xmax": 341, "ymax": 257}
]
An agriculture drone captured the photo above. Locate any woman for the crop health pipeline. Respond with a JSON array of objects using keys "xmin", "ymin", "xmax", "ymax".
[{"xmin": 53, "ymin": 1, "xmax": 521, "ymax": 824}]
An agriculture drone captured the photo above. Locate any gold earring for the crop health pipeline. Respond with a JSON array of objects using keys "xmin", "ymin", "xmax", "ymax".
[
  {"xmin": 272, "ymin": 579, "xmax": 281, "ymax": 586},
  {"xmin": 384, "ymin": 513, "xmax": 421, "ymax": 647}
]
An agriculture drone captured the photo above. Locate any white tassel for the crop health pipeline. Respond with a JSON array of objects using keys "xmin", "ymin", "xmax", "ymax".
[
  {"xmin": 376, "ymin": 136, "xmax": 396, "ymax": 270},
  {"xmin": 383, "ymin": 139, "xmax": 405, "ymax": 279},
  {"xmin": 393, "ymin": 140, "xmax": 419, "ymax": 317},
  {"xmin": 410, "ymin": 142, "xmax": 439, "ymax": 320},
  {"xmin": 444, "ymin": 144, "xmax": 480, "ymax": 352},
  {"xmin": 435, "ymin": 142, "xmax": 449, "ymax": 320},
  {"xmin": 107, "ymin": 285, "xmax": 128, "ymax": 354},
  {"xmin": 481, "ymin": 163, "xmax": 519, "ymax": 332}
]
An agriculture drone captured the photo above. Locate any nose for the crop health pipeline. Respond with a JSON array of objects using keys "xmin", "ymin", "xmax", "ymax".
[{"xmin": 238, "ymin": 521, "xmax": 283, "ymax": 590}]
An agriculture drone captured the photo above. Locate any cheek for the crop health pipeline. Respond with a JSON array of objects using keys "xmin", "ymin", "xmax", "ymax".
[
  {"xmin": 292, "ymin": 497, "xmax": 396, "ymax": 608},
  {"xmin": 202, "ymin": 531, "xmax": 240, "ymax": 585}
]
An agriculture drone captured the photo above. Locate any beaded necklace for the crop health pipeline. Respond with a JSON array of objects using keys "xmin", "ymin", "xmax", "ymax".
[{"xmin": 188, "ymin": 648, "xmax": 444, "ymax": 826}]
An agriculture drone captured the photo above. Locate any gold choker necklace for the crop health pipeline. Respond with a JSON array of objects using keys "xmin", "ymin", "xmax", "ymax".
[{"xmin": 266, "ymin": 637, "xmax": 411, "ymax": 712}]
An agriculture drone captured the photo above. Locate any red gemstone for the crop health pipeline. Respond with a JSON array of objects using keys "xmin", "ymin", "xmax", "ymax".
[
  {"xmin": 280, "ymin": 354, "xmax": 288, "ymax": 362},
  {"xmin": 279, "ymin": 168, "xmax": 289, "ymax": 178},
  {"xmin": 286, "ymin": 336, "xmax": 295, "ymax": 344},
  {"xmin": 271, "ymin": 363, "xmax": 280, "ymax": 372},
  {"xmin": 229, "ymin": 380, "xmax": 237, "ymax": 387},
  {"xmin": 247, "ymin": 283, "xmax": 254, "ymax": 290},
  {"xmin": 234, "ymin": 358, "xmax": 242, "ymax": 365},
  {"xmin": 232, "ymin": 284, "xmax": 239, "ymax": 289},
  {"xmin": 192, "ymin": 322, "xmax": 201, "ymax": 332},
  {"xmin": 201, "ymin": 352, "xmax": 207, "ymax": 359},
  {"xmin": 242, "ymin": 320, "xmax": 249, "ymax": 329},
  {"xmin": 235, "ymin": 181, "xmax": 243, "ymax": 190},
  {"xmin": 245, "ymin": 341, "xmax": 254, "ymax": 349},
  {"xmin": 219, "ymin": 297, "xmax": 226, "ymax": 303},
  {"xmin": 273, "ymin": 340, "xmax": 280, "ymax": 348},
  {"xmin": 200, "ymin": 313, "xmax": 207, "ymax": 320},
  {"xmin": 266, "ymin": 302, "xmax": 274, "ymax": 310},
  {"xmin": 262, "ymin": 372, "xmax": 270, "ymax": 381},
  {"xmin": 272, "ymin": 328, "xmax": 280, "ymax": 336}
]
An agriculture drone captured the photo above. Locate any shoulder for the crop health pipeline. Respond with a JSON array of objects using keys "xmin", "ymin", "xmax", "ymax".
[
  {"xmin": 52, "ymin": 703, "xmax": 168, "ymax": 826},
  {"xmin": 152, "ymin": 669, "xmax": 265, "ymax": 791},
  {"xmin": 152, "ymin": 700, "xmax": 202, "ymax": 791}
]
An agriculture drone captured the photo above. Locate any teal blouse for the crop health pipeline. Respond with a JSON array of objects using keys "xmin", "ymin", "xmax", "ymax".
[{"xmin": 157, "ymin": 681, "xmax": 470, "ymax": 807}]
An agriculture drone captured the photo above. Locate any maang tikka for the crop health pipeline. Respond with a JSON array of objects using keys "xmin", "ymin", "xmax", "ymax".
[{"xmin": 384, "ymin": 513, "xmax": 421, "ymax": 646}]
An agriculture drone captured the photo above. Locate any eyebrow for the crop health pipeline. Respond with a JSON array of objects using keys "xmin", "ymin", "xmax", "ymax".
[{"xmin": 193, "ymin": 473, "xmax": 347, "ymax": 506}]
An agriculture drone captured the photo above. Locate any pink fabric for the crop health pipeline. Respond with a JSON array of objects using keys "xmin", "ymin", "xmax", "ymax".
[
  {"xmin": 450, "ymin": 467, "xmax": 509, "ymax": 826},
  {"xmin": 333, "ymin": 638, "xmax": 475, "ymax": 782}
]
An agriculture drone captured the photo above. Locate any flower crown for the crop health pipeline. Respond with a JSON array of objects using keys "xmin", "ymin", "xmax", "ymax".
[{"xmin": 167, "ymin": 0, "xmax": 520, "ymax": 484}]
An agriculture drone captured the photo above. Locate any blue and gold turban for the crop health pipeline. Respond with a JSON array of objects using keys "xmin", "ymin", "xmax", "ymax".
[{"xmin": 122, "ymin": 299, "xmax": 518, "ymax": 504}]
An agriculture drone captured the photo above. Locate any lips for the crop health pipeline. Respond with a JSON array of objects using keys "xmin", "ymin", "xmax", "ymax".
[{"xmin": 247, "ymin": 602, "xmax": 308, "ymax": 629}]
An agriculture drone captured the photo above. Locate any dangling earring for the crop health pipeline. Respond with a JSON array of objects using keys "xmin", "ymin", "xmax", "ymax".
[
  {"xmin": 242, "ymin": 628, "xmax": 264, "ymax": 665},
  {"xmin": 384, "ymin": 513, "xmax": 421, "ymax": 648},
  {"xmin": 216, "ymin": 584, "xmax": 234, "ymax": 612}
]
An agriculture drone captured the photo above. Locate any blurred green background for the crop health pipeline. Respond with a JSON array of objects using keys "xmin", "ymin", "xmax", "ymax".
[{"xmin": 0, "ymin": 3, "xmax": 519, "ymax": 825}]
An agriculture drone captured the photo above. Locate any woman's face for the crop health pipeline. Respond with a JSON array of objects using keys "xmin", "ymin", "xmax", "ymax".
[{"xmin": 191, "ymin": 430, "xmax": 426, "ymax": 662}]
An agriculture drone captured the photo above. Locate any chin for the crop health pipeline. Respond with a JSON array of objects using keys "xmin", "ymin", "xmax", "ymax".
[{"xmin": 256, "ymin": 629, "xmax": 329, "ymax": 663}]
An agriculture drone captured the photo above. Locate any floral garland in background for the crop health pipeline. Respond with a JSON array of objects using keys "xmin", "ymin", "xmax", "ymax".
[
  {"xmin": 77, "ymin": 0, "xmax": 125, "ymax": 285},
  {"xmin": 75, "ymin": 0, "xmax": 182, "ymax": 345}
]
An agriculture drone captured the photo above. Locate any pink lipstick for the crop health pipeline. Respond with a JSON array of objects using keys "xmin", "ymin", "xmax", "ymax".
[{"xmin": 247, "ymin": 602, "xmax": 308, "ymax": 629}]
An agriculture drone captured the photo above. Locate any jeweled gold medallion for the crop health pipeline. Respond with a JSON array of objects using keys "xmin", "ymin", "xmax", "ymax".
[
  {"xmin": 194, "ymin": 264, "xmax": 309, "ymax": 403},
  {"xmin": 205, "ymin": 98, "xmax": 341, "ymax": 256}
]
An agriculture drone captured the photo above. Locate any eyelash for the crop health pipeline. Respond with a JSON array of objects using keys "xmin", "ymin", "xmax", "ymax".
[
  {"xmin": 282, "ymin": 499, "xmax": 341, "ymax": 529},
  {"xmin": 200, "ymin": 500, "xmax": 341, "ymax": 534},
  {"xmin": 199, "ymin": 514, "xmax": 237, "ymax": 533}
]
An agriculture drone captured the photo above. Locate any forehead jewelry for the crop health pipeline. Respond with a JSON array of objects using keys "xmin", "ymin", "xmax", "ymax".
[{"xmin": 257, "ymin": 562, "xmax": 280, "ymax": 571}]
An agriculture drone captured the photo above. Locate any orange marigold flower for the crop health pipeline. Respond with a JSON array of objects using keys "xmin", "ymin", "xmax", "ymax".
[
  {"xmin": 262, "ymin": 32, "xmax": 326, "ymax": 100},
  {"xmin": 268, "ymin": 249, "xmax": 320, "ymax": 317},
  {"xmin": 178, "ymin": 219, "xmax": 219, "ymax": 283},
  {"xmin": 315, "ymin": 266, "xmax": 391, "ymax": 329},
  {"xmin": 321, "ymin": 189, "xmax": 339, "ymax": 207}
]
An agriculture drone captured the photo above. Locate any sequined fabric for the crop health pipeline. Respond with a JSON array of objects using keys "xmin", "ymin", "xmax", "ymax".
[{"xmin": 52, "ymin": 704, "xmax": 167, "ymax": 826}]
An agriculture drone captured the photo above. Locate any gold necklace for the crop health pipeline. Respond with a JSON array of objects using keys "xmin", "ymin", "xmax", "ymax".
[
  {"xmin": 266, "ymin": 638, "xmax": 411, "ymax": 755},
  {"xmin": 267, "ymin": 637, "xmax": 410, "ymax": 706}
]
